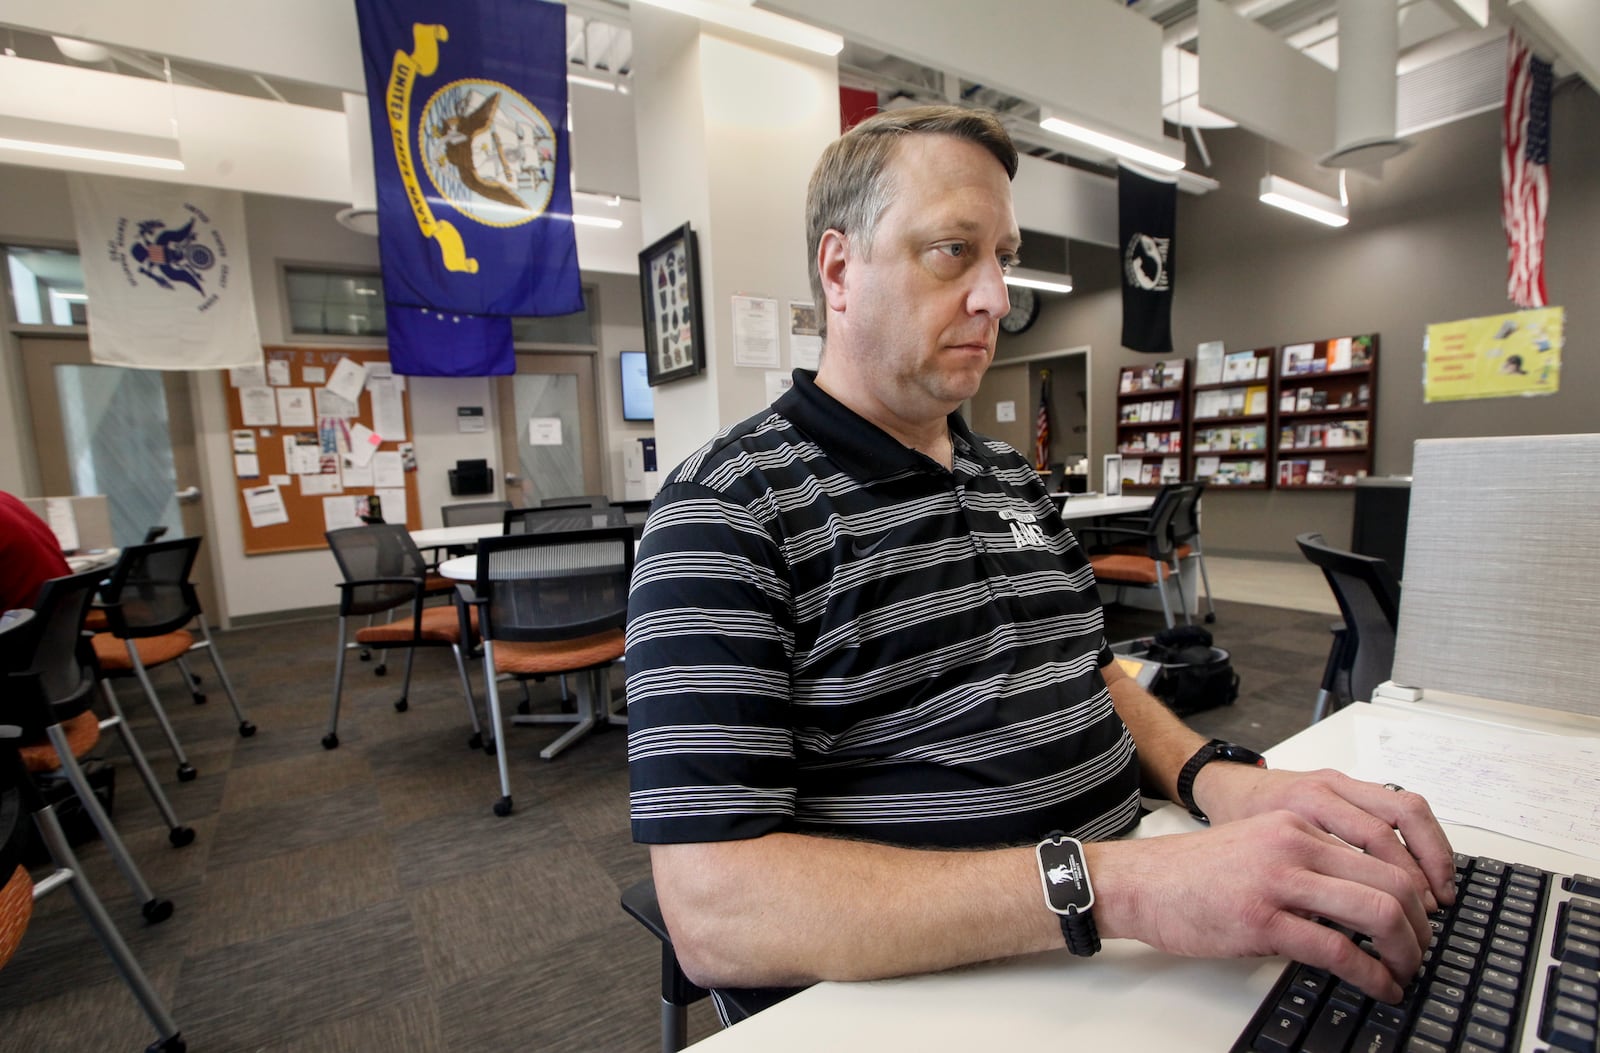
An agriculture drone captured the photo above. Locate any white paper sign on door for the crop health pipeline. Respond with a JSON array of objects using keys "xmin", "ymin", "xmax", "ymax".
[{"xmin": 528, "ymin": 417, "xmax": 563, "ymax": 446}]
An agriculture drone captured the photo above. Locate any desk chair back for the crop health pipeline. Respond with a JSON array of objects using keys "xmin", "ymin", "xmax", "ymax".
[
  {"xmin": 1043, "ymin": 462, "xmax": 1066, "ymax": 493},
  {"xmin": 441, "ymin": 500, "xmax": 512, "ymax": 528},
  {"xmin": 0, "ymin": 633, "xmax": 186, "ymax": 1051},
  {"xmin": 100, "ymin": 537, "xmax": 202, "ymax": 638},
  {"xmin": 1171, "ymin": 480, "xmax": 1216, "ymax": 622},
  {"xmin": 539, "ymin": 494, "xmax": 610, "ymax": 510},
  {"xmin": 475, "ymin": 526, "xmax": 635, "ymax": 643},
  {"xmin": 1296, "ymin": 532, "xmax": 1401, "ymax": 719},
  {"xmin": 327, "ymin": 524, "xmax": 431, "ymax": 618},
  {"xmin": 503, "ymin": 505, "xmax": 628, "ymax": 537}
]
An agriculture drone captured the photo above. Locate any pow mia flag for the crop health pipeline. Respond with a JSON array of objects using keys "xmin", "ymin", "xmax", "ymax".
[{"xmin": 1119, "ymin": 164, "xmax": 1178, "ymax": 354}]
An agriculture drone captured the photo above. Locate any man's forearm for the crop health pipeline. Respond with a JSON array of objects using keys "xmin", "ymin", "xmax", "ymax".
[
  {"xmin": 1102, "ymin": 667, "xmax": 1207, "ymax": 804},
  {"xmin": 651, "ymin": 833, "xmax": 1061, "ymax": 989}
]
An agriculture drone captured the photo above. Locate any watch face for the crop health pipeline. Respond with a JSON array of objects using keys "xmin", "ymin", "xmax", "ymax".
[
  {"xmin": 1000, "ymin": 285, "xmax": 1039, "ymax": 334},
  {"xmin": 1038, "ymin": 837, "xmax": 1094, "ymax": 913}
]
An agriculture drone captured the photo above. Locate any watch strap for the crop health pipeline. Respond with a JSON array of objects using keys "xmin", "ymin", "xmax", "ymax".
[{"xmin": 1176, "ymin": 739, "xmax": 1266, "ymax": 823}]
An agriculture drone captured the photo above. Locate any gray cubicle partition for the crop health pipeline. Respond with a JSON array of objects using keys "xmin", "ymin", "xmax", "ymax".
[{"xmin": 1392, "ymin": 434, "xmax": 1600, "ymax": 720}]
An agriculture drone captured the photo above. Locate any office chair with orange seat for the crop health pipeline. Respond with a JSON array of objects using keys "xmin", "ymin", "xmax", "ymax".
[
  {"xmin": 464, "ymin": 526, "xmax": 634, "ymax": 815},
  {"xmin": 322, "ymin": 524, "xmax": 483, "ymax": 751},
  {"xmin": 1080, "ymin": 482, "xmax": 1195, "ymax": 629},
  {"xmin": 1096, "ymin": 480, "xmax": 1217, "ymax": 623},
  {"xmin": 1, "ymin": 611, "xmax": 186, "ymax": 1052},
  {"xmin": 5, "ymin": 571, "xmax": 193, "ymax": 924},
  {"xmin": 91, "ymin": 537, "xmax": 255, "ymax": 783}
]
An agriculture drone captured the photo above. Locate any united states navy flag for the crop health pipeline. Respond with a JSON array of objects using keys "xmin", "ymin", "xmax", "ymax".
[
  {"xmin": 355, "ymin": 0, "xmax": 582, "ymax": 375},
  {"xmin": 1118, "ymin": 164, "xmax": 1177, "ymax": 354}
]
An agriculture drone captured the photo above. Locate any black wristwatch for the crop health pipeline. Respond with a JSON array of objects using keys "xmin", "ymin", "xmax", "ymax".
[
  {"xmin": 1036, "ymin": 831, "xmax": 1100, "ymax": 956},
  {"xmin": 1176, "ymin": 739, "xmax": 1266, "ymax": 823}
]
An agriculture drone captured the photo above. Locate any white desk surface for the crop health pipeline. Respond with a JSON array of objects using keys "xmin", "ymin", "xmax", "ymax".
[
  {"xmin": 686, "ymin": 700, "xmax": 1600, "ymax": 1052},
  {"xmin": 1055, "ymin": 495, "xmax": 1152, "ymax": 522},
  {"xmin": 437, "ymin": 555, "xmax": 475, "ymax": 581},
  {"xmin": 410, "ymin": 523, "xmax": 501, "ymax": 549}
]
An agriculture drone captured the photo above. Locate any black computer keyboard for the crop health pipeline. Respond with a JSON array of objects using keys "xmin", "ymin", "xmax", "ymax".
[{"xmin": 1232, "ymin": 853, "xmax": 1600, "ymax": 1053}]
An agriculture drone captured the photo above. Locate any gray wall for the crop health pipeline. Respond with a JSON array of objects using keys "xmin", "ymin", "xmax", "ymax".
[{"xmin": 999, "ymin": 81, "xmax": 1600, "ymax": 558}]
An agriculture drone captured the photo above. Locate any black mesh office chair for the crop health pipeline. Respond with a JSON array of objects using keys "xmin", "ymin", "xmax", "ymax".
[
  {"xmin": 1081, "ymin": 483, "xmax": 1194, "ymax": 629},
  {"xmin": 91, "ymin": 537, "xmax": 254, "ymax": 782},
  {"xmin": 538, "ymin": 494, "xmax": 610, "ymax": 510},
  {"xmin": 1097, "ymin": 480, "xmax": 1216, "ymax": 623},
  {"xmin": 6, "ymin": 572, "xmax": 195, "ymax": 923},
  {"xmin": 465, "ymin": 527, "xmax": 634, "ymax": 815},
  {"xmin": 322, "ymin": 525, "xmax": 483, "ymax": 751},
  {"xmin": 441, "ymin": 500, "xmax": 512, "ymax": 529},
  {"xmin": 503, "ymin": 506, "xmax": 628, "ymax": 535},
  {"xmin": 1, "ymin": 612, "xmax": 186, "ymax": 1051},
  {"xmin": 1295, "ymin": 532, "xmax": 1402, "ymax": 723}
]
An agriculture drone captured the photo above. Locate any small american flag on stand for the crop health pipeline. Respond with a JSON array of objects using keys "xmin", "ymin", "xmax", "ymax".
[
  {"xmin": 1033, "ymin": 369, "xmax": 1052, "ymax": 471},
  {"xmin": 1501, "ymin": 30, "xmax": 1553, "ymax": 309}
]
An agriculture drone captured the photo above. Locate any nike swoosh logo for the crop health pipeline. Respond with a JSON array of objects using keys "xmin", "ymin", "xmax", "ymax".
[{"xmin": 850, "ymin": 534, "xmax": 890, "ymax": 558}]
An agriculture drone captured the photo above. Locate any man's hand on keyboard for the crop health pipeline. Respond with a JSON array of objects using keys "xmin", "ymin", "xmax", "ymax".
[
  {"xmin": 1091, "ymin": 811, "xmax": 1433, "ymax": 1002},
  {"xmin": 1189, "ymin": 764, "xmax": 1457, "ymax": 914}
]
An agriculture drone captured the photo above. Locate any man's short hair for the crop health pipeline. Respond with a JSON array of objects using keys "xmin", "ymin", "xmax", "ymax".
[{"xmin": 804, "ymin": 105, "xmax": 1018, "ymax": 340}]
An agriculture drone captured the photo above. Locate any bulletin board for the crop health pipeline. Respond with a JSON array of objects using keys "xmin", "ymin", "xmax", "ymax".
[{"xmin": 225, "ymin": 346, "xmax": 421, "ymax": 555}]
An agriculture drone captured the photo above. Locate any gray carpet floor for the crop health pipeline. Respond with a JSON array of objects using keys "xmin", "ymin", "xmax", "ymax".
[{"xmin": 0, "ymin": 597, "xmax": 1335, "ymax": 1052}]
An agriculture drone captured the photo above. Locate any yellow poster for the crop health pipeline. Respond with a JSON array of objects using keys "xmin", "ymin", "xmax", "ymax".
[{"xmin": 1423, "ymin": 306, "xmax": 1562, "ymax": 403}]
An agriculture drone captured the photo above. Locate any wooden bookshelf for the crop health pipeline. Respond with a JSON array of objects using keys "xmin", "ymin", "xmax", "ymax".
[
  {"xmin": 1189, "ymin": 345, "xmax": 1274, "ymax": 490},
  {"xmin": 1271, "ymin": 334, "xmax": 1378, "ymax": 490},
  {"xmin": 1114, "ymin": 359, "xmax": 1189, "ymax": 490}
]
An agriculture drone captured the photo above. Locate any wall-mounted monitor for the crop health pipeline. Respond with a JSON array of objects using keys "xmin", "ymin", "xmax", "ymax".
[{"xmin": 620, "ymin": 350, "xmax": 654, "ymax": 422}]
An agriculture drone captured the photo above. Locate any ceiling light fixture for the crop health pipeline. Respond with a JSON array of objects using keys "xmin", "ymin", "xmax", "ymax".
[
  {"xmin": 0, "ymin": 115, "xmax": 184, "ymax": 172},
  {"xmin": 1038, "ymin": 109, "xmax": 1185, "ymax": 173},
  {"xmin": 1005, "ymin": 268, "xmax": 1073, "ymax": 295},
  {"xmin": 1258, "ymin": 174, "xmax": 1349, "ymax": 228},
  {"xmin": 567, "ymin": 73, "xmax": 621, "ymax": 93},
  {"xmin": 567, "ymin": 213, "xmax": 624, "ymax": 229},
  {"xmin": 630, "ymin": 0, "xmax": 844, "ymax": 56}
]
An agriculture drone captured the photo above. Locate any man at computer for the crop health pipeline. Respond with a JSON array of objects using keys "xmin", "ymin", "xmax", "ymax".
[{"xmin": 625, "ymin": 105, "xmax": 1455, "ymax": 1023}]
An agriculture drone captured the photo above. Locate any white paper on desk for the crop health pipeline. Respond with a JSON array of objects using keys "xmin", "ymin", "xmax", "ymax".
[
  {"xmin": 322, "ymin": 495, "xmax": 365, "ymax": 532},
  {"xmin": 266, "ymin": 359, "xmax": 292, "ymax": 386},
  {"xmin": 1353, "ymin": 709, "xmax": 1600, "ymax": 856},
  {"xmin": 346, "ymin": 423, "xmax": 381, "ymax": 468},
  {"xmin": 243, "ymin": 485, "xmax": 288, "ymax": 528},
  {"xmin": 376, "ymin": 486, "xmax": 407, "ymax": 525},
  {"xmin": 44, "ymin": 498, "xmax": 79, "ymax": 552},
  {"xmin": 326, "ymin": 357, "xmax": 368, "ymax": 403},
  {"xmin": 367, "ymin": 375, "xmax": 406, "ymax": 441},
  {"xmin": 239, "ymin": 385, "xmax": 278, "ymax": 426},
  {"xmin": 371, "ymin": 451, "xmax": 405, "ymax": 489},
  {"xmin": 276, "ymin": 387, "xmax": 315, "ymax": 428},
  {"xmin": 299, "ymin": 472, "xmax": 343, "ymax": 497}
]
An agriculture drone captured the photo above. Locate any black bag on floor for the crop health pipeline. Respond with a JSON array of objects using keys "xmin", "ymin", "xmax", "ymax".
[{"xmin": 1128, "ymin": 628, "xmax": 1240, "ymax": 717}]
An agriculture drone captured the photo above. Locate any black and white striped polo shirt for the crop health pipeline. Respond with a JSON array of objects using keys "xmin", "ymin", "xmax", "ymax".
[{"xmin": 626, "ymin": 370, "xmax": 1141, "ymax": 850}]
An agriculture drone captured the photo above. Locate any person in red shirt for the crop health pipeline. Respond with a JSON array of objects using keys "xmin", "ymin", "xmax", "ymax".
[{"xmin": 0, "ymin": 490, "xmax": 72, "ymax": 612}]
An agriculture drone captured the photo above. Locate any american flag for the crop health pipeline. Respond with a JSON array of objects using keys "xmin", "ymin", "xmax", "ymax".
[
  {"xmin": 1033, "ymin": 369, "xmax": 1051, "ymax": 471},
  {"xmin": 1502, "ymin": 31, "xmax": 1553, "ymax": 309}
]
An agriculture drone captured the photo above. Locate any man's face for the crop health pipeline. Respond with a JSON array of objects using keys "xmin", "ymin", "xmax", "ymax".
[{"xmin": 831, "ymin": 134, "xmax": 1020, "ymax": 425}]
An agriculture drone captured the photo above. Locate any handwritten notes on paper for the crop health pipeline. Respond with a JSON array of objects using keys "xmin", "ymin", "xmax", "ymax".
[{"xmin": 1354, "ymin": 709, "xmax": 1600, "ymax": 856}]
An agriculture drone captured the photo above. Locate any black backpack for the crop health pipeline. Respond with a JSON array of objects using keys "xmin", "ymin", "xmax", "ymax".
[{"xmin": 1140, "ymin": 627, "xmax": 1240, "ymax": 717}]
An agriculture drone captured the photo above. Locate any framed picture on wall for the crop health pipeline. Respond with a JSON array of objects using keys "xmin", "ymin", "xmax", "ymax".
[{"xmin": 638, "ymin": 222, "xmax": 705, "ymax": 386}]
